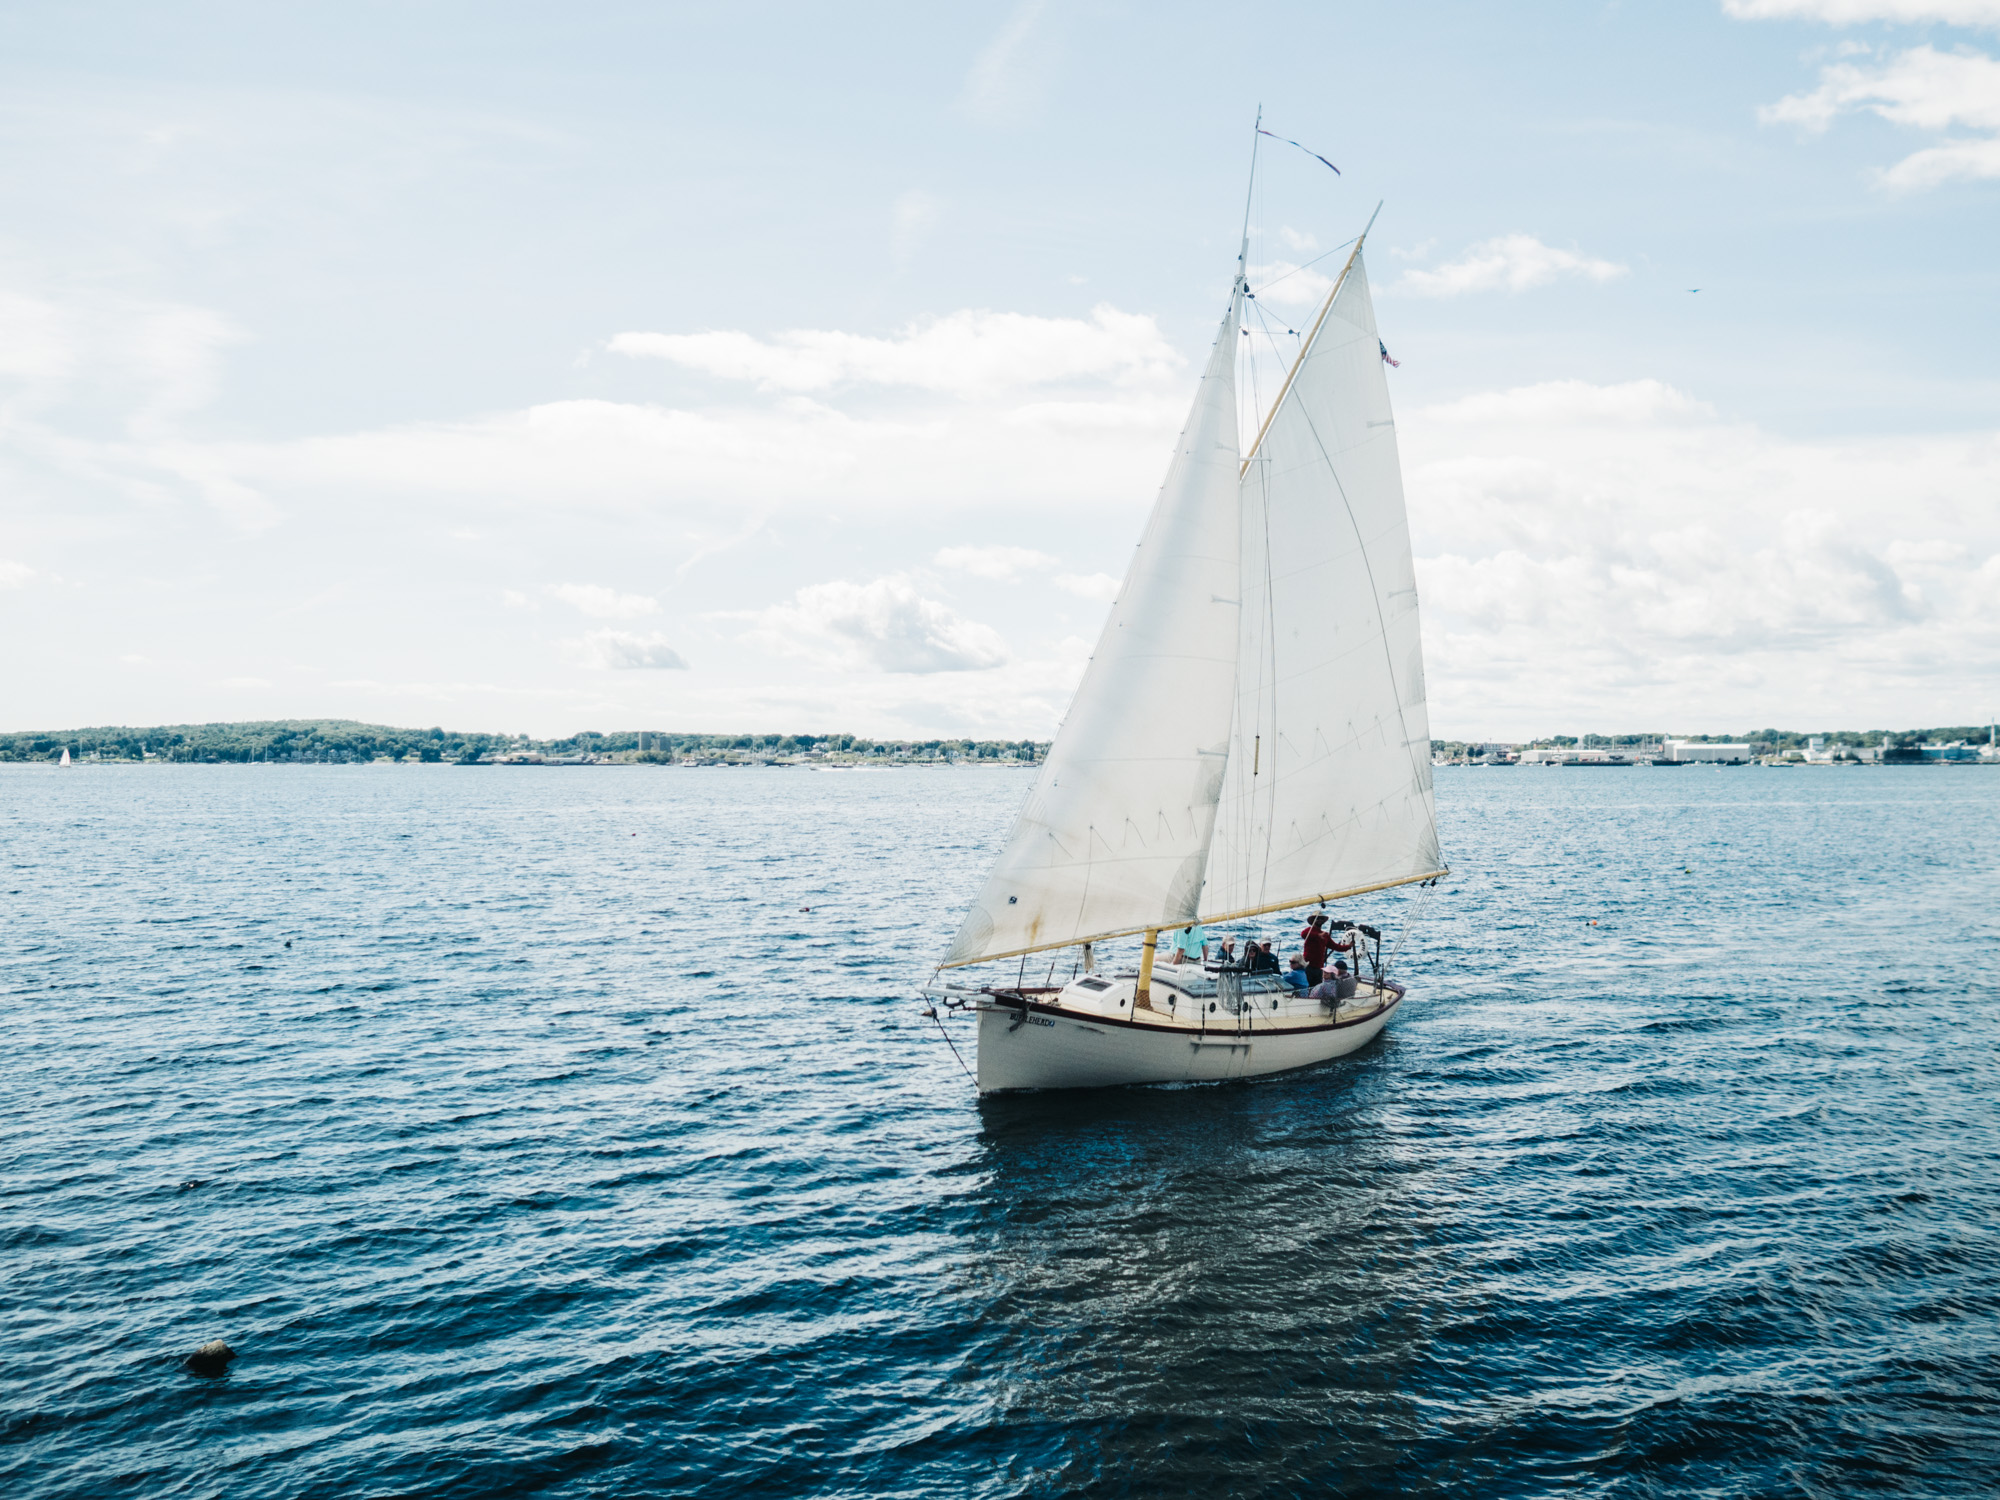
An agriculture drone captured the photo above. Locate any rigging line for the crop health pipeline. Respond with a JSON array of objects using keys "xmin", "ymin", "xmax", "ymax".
[
  {"xmin": 1247, "ymin": 305, "xmax": 1302, "ymax": 377},
  {"xmin": 1248, "ymin": 235, "xmax": 1359, "ymax": 298},
  {"xmin": 1242, "ymin": 201, "xmax": 1380, "ymax": 475},
  {"xmin": 1382, "ymin": 879, "xmax": 1437, "ymax": 979},
  {"xmin": 1245, "ymin": 294, "xmax": 1300, "ymax": 345},
  {"xmin": 928, "ymin": 1008, "xmax": 975, "ymax": 1083}
]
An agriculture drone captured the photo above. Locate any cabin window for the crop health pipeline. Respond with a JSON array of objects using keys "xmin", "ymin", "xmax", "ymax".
[{"xmin": 1077, "ymin": 978, "xmax": 1112, "ymax": 992}]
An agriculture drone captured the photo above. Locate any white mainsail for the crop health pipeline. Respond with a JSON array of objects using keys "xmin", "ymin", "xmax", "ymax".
[
  {"xmin": 941, "ymin": 229, "xmax": 1442, "ymax": 972},
  {"xmin": 1204, "ymin": 249, "xmax": 1442, "ymax": 918},
  {"xmin": 941, "ymin": 295, "xmax": 1245, "ymax": 967}
]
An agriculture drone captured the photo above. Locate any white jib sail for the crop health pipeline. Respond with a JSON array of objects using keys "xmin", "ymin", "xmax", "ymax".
[
  {"xmin": 1204, "ymin": 250, "xmax": 1442, "ymax": 918},
  {"xmin": 941, "ymin": 296, "xmax": 1245, "ymax": 967}
]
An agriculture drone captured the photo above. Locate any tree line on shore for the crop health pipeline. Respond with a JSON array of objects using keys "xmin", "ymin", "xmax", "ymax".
[
  {"xmin": 4, "ymin": 719, "xmax": 1988, "ymax": 766},
  {"xmin": 1428, "ymin": 727, "xmax": 1993, "ymax": 760},
  {"xmin": 0, "ymin": 720, "xmax": 1047, "ymax": 764}
]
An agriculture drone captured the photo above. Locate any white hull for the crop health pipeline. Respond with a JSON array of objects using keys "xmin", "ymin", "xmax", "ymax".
[{"xmin": 973, "ymin": 981, "xmax": 1404, "ymax": 1093}]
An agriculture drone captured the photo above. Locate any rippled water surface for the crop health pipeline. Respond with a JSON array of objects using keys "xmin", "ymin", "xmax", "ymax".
[{"xmin": 5, "ymin": 763, "xmax": 1999, "ymax": 1497}]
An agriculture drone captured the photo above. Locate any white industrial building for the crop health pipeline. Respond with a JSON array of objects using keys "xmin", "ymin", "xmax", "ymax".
[{"xmin": 1666, "ymin": 740, "xmax": 1751, "ymax": 763}]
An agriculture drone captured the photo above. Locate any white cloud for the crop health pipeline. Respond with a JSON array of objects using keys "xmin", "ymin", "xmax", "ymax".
[
  {"xmin": 1392, "ymin": 236, "xmax": 1628, "ymax": 297},
  {"xmin": 1400, "ymin": 379, "xmax": 2000, "ymax": 733},
  {"xmin": 1420, "ymin": 379, "xmax": 1714, "ymax": 426},
  {"xmin": 1758, "ymin": 44, "xmax": 2000, "ymax": 187},
  {"xmin": 547, "ymin": 582, "xmax": 659, "ymax": 618},
  {"xmin": 1879, "ymin": 133, "xmax": 2000, "ymax": 183},
  {"xmin": 961, "ymin": 0, "xmax": 1054, "ymax": 124},
  {"xmin": 0, "ymin": 286, "xmax": 241, "ymax": 434},
  {"xmin": 934, "ymin": 544, "xmax": 1056, "ymax": 579},
  {"xmin": 176, "ymin": 389, "xmax": 1177, "ymax": 535},
  {"xmin": 581, "ymin": 630, "xmax": 688, "ymax": 670},
  {"xmin": 928, "ymin": 548, "xmax": 1121, "ymax": 601},
  {"xmin": 1002, "ymin": 396, "xmax": 1185, "ymax": 429},
  {"xmin": 0, "ymin": 293, "xmax": 75, "ymax": 385},
  {"xmin": 0, "ymin": 291, "xmax": 229, "ymax": 410},
  {"xmin": 1762, "ymin": 45, "xmax": 2000, "ymax": 130},
  {"xmin": 0, "ymin": 559, "xmax": 34, "ymax": 588},
  {"xmin": 0, "ymin": 280, "xmax": 266, "ymax": 526},
  {"xmin": 747, "ymin": 574, "xmax": 1010, "ymax": 674},
  {"xmin": 218, "ymin": 676, "xmax": 271, "ymax": 688},
  {"xmin": 1055, "ymin": 571, "xmax": 1121, "ymax": 601},
  {"xmin": 501, "ymin": 589, "xmax": 534, "ymax": 608},
  {"xmin": 330, "ymin": 677, "xmax": 578, "ymax": 700},
  {"xmin": 608, "ymin": 305, "xmax": 1180, "ymax": 395},
  {"xmin": 1724, "ymin": 0, "xmax": 2000, "ymax": 24}
]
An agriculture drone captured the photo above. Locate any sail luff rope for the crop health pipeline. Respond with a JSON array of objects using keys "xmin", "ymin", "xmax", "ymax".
[{"xmin": 934, "ymin": 865, "xmax": 1450, "ymax": 970}]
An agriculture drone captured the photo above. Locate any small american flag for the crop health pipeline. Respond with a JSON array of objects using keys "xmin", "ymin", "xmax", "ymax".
[{"xmin": 1379, "ymin": 340, "xmax": 1401, "ymax": 368}]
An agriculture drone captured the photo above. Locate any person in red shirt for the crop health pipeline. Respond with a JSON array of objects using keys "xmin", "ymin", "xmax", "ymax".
[{"xmin": 1300, "ymin": 913, "xmax": 1352, "ymax": 986}]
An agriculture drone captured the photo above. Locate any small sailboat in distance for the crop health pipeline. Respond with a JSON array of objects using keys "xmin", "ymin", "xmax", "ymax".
[
  {"xmin": 926, "ymin": 160, "xmax": 1446, "ymax": 1093},
  {"xmin": 59, "ymin": 746, "xmax": 71, "ymax": 767}
]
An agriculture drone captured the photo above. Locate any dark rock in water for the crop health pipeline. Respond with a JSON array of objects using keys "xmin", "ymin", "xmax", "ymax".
[{"xmin": 184, "ymin": 1341, "xmax": 235, "ymax": 1376}]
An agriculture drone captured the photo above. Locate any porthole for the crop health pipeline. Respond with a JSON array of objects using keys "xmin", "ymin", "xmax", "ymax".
[{"xmin": 1208, "ymin": 1002, "xmax": 1216, "ymax": 1012}]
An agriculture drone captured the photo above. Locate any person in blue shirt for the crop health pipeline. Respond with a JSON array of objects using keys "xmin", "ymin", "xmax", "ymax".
[
  {"xmin": 1281, "ymin": 957, "xmax": 1311, "ymax": 992},
  {"xmin": 1170, "ymin": 923, "xmax": 1206, "ymax": 964}
]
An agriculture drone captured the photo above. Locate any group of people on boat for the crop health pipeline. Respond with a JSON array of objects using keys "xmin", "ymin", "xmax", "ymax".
[{"xmin": 1163, "ymin": 912, "xmax": 1359, "ymax": 1001}]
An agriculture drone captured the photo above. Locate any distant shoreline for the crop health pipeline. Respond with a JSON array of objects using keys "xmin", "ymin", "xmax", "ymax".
[
  {"xmin": 4, "ymin": 756, "xmax": 1040, "ymax": 770},
  {"xmin": 0, "ymin": 720, "xmax": 1047, "ymax": 768},
  {"xmin": 8, "ymin": 718, "xmax": 1993, "ymax": 768}
]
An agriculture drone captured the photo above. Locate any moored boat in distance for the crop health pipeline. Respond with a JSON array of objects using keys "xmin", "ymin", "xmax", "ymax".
[{"xmin": 924, "ymin": 139, "xmax": 1445, "ymax": 1093}]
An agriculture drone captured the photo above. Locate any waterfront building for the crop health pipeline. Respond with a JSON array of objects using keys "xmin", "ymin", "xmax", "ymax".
[{"xmin": 1666, "ymin": 740, "xmax": 1751, "ymax": 764}]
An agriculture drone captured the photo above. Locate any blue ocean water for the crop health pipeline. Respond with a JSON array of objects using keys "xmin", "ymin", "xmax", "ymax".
[{"xmin": 3, "ymin": 762, "xmax": 1998, "ymax": 1498}]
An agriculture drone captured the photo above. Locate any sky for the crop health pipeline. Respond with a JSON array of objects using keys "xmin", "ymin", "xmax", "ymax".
[{"xmin": 1, "ymin": 0, "xmax": 1995, "ymax": 741}]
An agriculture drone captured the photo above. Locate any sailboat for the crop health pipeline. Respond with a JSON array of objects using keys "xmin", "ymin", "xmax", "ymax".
[
  {"xmin": 926, "ymin": 189, "xmax": 1446, "ymax": 1094},
  {"xmin": 59, "ymin": 746, "xmax": 71, "ymax": 768}
]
